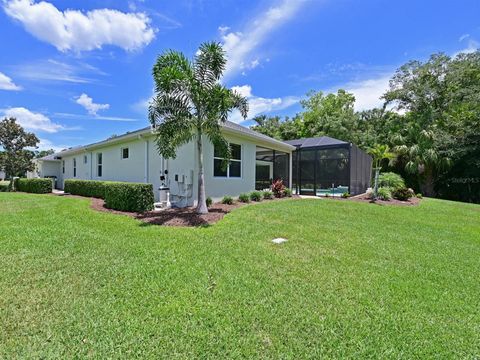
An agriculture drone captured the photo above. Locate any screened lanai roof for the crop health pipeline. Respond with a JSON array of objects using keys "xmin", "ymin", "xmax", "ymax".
[{"xmin": 284, "ymin": 136, "xmax": 348, "ymax": 149}]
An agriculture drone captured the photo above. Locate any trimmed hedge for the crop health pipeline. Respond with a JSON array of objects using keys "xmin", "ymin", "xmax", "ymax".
[
  {"xmin": 64, "ymin": 179, "xmax": 106, "ymax": 198},
  {"xmin": 0, "ymin": 181, "xmax": 10, "ymax": 192},
  {"xmin": 64, "ymin": 179, "xmax": 154, "ymax": 213},
  {"xmin": 104, "ymin": 182, "xmax": 154, "ymax": 213},
  {"xmin": 15, "ymin": 178, "xmax": 52, "ymax": 194}
]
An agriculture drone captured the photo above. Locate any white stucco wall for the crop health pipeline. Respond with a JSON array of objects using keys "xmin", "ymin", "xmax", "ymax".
[{"xmin": 49, "ymin": 129, "xmax": 292, "ymax": 205}]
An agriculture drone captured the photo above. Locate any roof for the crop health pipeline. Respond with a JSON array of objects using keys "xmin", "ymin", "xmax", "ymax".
[
  {"xmin": 38, "ymin": 121, "xmax": 294, "ymax": 160},
  {"xmin": 284, "ymin": 136, "xmax": 349, "ymax": 149}
]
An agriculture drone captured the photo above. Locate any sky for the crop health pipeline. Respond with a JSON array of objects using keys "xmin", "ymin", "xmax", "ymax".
[{"xmin": 0, "ymin": 0, "xmax": 479, "ymax": 151}]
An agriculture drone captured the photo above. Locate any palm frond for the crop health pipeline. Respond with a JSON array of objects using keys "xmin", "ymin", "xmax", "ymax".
[{"xmin": 194, "ymin": 42, "xmax": 226, "ymax": 89}]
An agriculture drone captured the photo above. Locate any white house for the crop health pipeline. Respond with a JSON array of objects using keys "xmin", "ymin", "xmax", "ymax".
[{"xmin": 31, "ymin": 121, "xmax": 295, "ymax": 206}]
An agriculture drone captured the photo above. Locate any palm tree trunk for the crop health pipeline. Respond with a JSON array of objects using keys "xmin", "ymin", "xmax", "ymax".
[
  {"xmin": 373, "ymin": 167, "xmax": 380, "ymax": 200},
  {"xmin": 196, "ymin": 126, "xmax": 208, "ymax": 214}
]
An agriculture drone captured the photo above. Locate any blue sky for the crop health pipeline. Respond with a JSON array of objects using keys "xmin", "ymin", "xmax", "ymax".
[{"xmin": 0, "ymin": 0, "xmax": 479, "ymax": 151}]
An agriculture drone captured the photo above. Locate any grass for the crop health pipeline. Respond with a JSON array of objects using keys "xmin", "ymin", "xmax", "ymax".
[{"xmin": 0, "ymin": 193, "xmax": 479, "ymax": 358}]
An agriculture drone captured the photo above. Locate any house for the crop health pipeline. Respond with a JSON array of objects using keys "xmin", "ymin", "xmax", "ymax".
[
  {"xmin": 31, "ymin": 121, "xmax": 295, "ymax": 206},
  {"xmin": 285, "ymin": 136, "xmax": 372, "ymax": 196},
  {"xmin": 0, "ymin": 169, "xmax": 5, "ymax": 180}
]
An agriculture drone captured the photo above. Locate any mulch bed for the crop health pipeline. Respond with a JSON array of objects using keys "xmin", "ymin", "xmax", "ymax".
[
  {"xmin": 349, "ymin": 193, "xmax": 421, "ymax": 206},
  {"xmin": 85, "ymin": 195, "xmax": 296, "ymax": 227}
]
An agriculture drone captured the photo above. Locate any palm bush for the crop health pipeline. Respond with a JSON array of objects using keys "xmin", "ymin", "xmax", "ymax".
[
  {"xmin": 238, "ymin": 193, "xmax": 250, "ymax": 203},
  {"xmin": 249, "ymin": 191, "xmax": 262, "ymax": 202},
  {"xmin": 378, "ymin": 172, "xmax": 405, "ymax": 190},
  {"xmin": 221, "ymin": 196, "xmax": 233, "ymax": 205},
  {"xmin": 262, "ymin": 190, "xmax": 273, "ymax": 199}
]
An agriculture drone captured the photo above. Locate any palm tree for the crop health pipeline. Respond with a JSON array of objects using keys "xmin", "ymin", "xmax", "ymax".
[
  {"xmin": 148, "ymin": 42, "xmax": 248, "ymax": 214},
  {"xmin": 393, "ymin": 129, "xmax": 450, "ymax": 196},
  {"xmin": 368, "ymin": 144, "xmax": 395, "ymax": 200}
]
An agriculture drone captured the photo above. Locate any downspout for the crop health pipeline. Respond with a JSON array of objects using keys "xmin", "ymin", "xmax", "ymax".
[{"xmin": 144, "ymin": 138, "xmax": 149, "ymax": 183}]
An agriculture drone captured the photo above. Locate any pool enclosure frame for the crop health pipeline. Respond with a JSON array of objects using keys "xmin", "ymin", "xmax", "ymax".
[{"xmin": 286, "ymin": 137, "xmax": 372, "ymax": 196}]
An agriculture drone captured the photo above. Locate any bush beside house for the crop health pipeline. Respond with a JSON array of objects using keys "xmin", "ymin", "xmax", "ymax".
[
  {"xmin": 104, "ymin": 183, "xmax": 154, "ymax": 213},
  {"xmin": 14, "ymin": 178, "xmax": 52, "ymax": 194},
  {"xmin": 64, "ymin": 179, "xmax": 106, "ymax": 198},
  {"xmin": 64, "ymin": 179, "xmax": 154, "ymax": 213}
]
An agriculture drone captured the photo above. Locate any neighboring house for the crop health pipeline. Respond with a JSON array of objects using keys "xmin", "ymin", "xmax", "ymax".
[
  {"xmin": 0, "ymin": 169, "xmax": 5, "ymax": 180},
  {"xmin": 32, "ymin": 121, "xmax": 295, "ymax": 206},
  {"xmin": 285, "ymin": 136, "xmax": 372, "ymax": 196}
]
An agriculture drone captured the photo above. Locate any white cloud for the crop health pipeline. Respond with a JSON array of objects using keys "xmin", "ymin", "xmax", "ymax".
[
  {"xmin": 230, "ymin": 85, "xmax": 299, "ymax": 123},
  {"xmin": 220, "ymin": 0, "xmax": 307, "ymax": 79},
  {"xmin": 53, "ymin": 112, "xmax": 138, "ymax": 122},
  {"xmin": 454, "ymin": 38, "xmax": 479, "ymax": 57},
  {"xmin": 36, "ymin": 138, "xmax": 68, "ymax": 152},
  {"xmin": 341, "ymin": 75, "xmax": 391, "ymax": 111},
  {"xmin": 0, "ymin": 72, "xmax": 22, "ymax": 91},
  {"xmin": 75, "ymin": 93, "xmax": 109, "ymax": 115},
  {"xmin": 14, "ymin": 59, "xmax": 102, "ymax": 83},
  {"xmin": 1, "ymin": 107, "xmax": 64, "ymax": 133},
  {"xmin": 4, "ymin": 0, "xmax": 156, "ymax": 52}
]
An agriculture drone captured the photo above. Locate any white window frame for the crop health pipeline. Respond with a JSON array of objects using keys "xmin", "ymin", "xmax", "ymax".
[
  {"xmin": 73, "ymin": 158, "xmax": 77, "ymax": 177},
  {"xmin": 97, "ymin": 153, "xmax": 103, "ymax": 177},
  {"xmin": 84, "ymin": 155, "xmax": 88, "ymax": 164},
  {"xmin": 121, "ymin": 147, "xmax": 129, "ymax": 160},
  {"xmin": 62, "ymin": 160, "xmax": 65, "ymax": 174},
  {"xmin": 213, "ymin": 143, "xmax": 242, "ymax": 179}
]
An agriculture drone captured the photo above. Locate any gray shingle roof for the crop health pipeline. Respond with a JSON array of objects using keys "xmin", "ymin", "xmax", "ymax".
[{"xmin": 284, "ymin": 136, "xmax": 349, "ymax": 148}]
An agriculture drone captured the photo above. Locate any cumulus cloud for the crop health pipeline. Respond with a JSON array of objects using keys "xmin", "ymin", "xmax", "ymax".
[
  {"xmin": 3, "ymin": 0, "xmax": 156, "ymax": 52},
  {"xmin": 1, "ymin": 107, "xmax": 64, "ymax": 133},
  {"xmin": 75, "ymin": 93, "xmax": 109, "ymax": 115},
  {"xmin": 0, "ymin": 71, "xmax": 22, "ymax": 90},
  {"xmin": 341, "ymin": 75, "xmax": 391, "ymax": 111},
  {"xmin": 36, "ymin": 138, "xmax": 68, "ymax": 152},
  {"xmin": 220, "ymin": 0, "xmax": 307, "ymax": 79},
  {"xmin": 230, "ymin": 85, "xmax": 299, "ymax": 123}
]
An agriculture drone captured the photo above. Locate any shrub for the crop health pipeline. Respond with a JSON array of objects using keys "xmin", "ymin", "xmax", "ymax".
[
  {"xmin": 377, "ymin": 187, "xmax": 392, "ymax": 201},
  {"xmin": 416, "ymin": 193, "xmax": 423, "ymax": 199},
  {"xmin": 271, "ymin": 179, "xmax": 286, "ymax": 198},
  {"xmin": 262, "ymin": 190, "xmax": 273, "ymax": 199},
  {"xmin": 64, "ymin": 179, "xmax": 106, "ymax": 198},
  {"xmin": 0, "ymin": 181, "xmax": 9, "ymax": 192},
  {"xmin": 104, "ymin": 182, "xmax": 154, "ymax": 213},
  {"xmin": 221, "ymin": 196, "xmax": 233, "ymax": 205},
  {"xmin": 14, "ymin": 178, "xmax": 52, "ymax": 194},
  {"xmin": 250, "ymin": 191, "xmax": 262, "ymax": 202},
  {"xmin": 393, "ymin": 187, "xmax": 415, "ymax": 201},
  {"xmin": 378, "ymin": 172, "xmax": 405, "ymax": 190},
  {"xmin": 284, "ymin": 188, "xmax": 292, "ymax": 197},
  {"xmin": 238, "ymin": 193, "xmax": 250, "ymax": 203},
  {"xmin": 206, "ymin": 197, "xmax": 213, "ymax": 207},
  {"xmin": 341, "ymin": 192, "xmax": 351, "ymax": 198}
]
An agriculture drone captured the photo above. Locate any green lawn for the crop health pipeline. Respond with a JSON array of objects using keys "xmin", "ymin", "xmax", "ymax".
[{"xmin": 1, "ymin": 193, "xmax": 479, "ymax": 358}]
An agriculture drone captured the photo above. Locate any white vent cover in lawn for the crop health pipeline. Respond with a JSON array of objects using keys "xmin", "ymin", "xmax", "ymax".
[{"xmin": 272, "ymin": 238, "xmax": 288, "ymax": 244}]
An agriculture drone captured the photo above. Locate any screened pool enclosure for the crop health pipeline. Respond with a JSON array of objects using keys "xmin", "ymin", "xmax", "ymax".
[{"xmin": 284, "ymin": 136, "xmax": 372, "ymax": 196}]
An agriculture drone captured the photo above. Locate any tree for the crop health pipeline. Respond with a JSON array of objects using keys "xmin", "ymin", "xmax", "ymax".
[
  {"xmin": 368, "ymin": 144, "xmax": 395, "ymax": 200},
  {"xmin": 300, "ymin": 89, "xmax": 358, "ymax": 141},
  {"xmin": 35, "ymin": 149, "xmax": 55, "ymax": 158},
  {"xmin": 0, "ymin": 117, "xmax": 39, "ymax": 188},
  {"xmin": 148, "ymin": 42, "xmax": 248, "ymax": 214}
]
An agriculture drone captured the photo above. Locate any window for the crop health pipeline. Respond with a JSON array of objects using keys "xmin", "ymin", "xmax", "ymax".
[
  {"xmin": 73, "ymin": 158, "xmax": 77, "ymax": 177},
  {"xmin": 121, "ymin": 147, "xmax": 129, "ymax": 159},
  {"xmin": 84, "ymin": 155, "xmax": 88, "ymax": 164},
  {"xmin": 62, "ymin": 160, "xmax": 65, "ymax": 174},
  {"xmin": 214, "ymin": 143, "xmax": 241, "ymax": 178},
  {"xmin": 97, "ymin": 153, "xmax": 103, "ymax": 177}
]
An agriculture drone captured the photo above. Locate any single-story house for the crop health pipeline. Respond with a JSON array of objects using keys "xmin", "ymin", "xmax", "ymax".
[
  {"xmin": 31, "ymin": 121, "xmax": 295, "ymax": 206},
  {"xmin": 285, "ymin": 136, "xmax": 372, "ymax": 196},
  {"xmin": 31, "ymin": 122, "xmax": 372, "ymax": 205}
]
